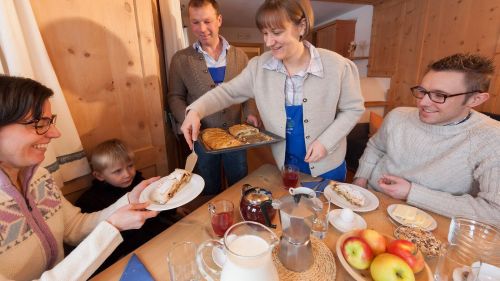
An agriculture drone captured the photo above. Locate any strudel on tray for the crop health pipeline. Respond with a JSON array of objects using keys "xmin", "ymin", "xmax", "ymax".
[
  {"xmin": 201, "ymin": 128, "xmax": 244, "ymax": 150},
  {"xmin": 228, "ymin": 124, "xmax": 259, "ymax": 138},
  {"xmin": 154, "ymin": 169, "xmax": 192, "ymax": 204}
]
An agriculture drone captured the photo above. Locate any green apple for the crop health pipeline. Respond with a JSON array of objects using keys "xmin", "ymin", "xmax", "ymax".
[
  {"xmin": 370, "ymin": 253, "xmax": 415, "ymax": 281},
  {"xmin": 341, "ymin": 236, "xmax": 374, "ymax": 270}
]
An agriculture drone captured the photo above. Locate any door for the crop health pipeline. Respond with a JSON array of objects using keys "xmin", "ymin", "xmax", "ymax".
[{"xmin": 31, "ymin": 0, "xmax": 168, "ymax": 196}]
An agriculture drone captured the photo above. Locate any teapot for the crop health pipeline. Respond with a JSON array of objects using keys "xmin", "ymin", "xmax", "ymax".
[
  {"xmin": 239, "ymin": 184, "xmax": 276, "ymax": 227},
  {"xmin": 196, "ymin": 221, "xmax": 279, "ymax": 281}
]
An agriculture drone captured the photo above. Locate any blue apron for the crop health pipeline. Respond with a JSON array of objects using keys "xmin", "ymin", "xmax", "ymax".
[{"xmin": 285, "ymin": 105, "xmax": 346, "ymax": 182}]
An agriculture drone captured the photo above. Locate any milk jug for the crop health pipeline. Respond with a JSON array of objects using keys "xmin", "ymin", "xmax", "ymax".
[{"xmin": 196, "ymin": 221, "xmax": 279, "ymax": 281}]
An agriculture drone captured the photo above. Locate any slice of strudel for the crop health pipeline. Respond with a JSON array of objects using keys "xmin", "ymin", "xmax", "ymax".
[
  {"xmin": 330, "ymin": 181, "xmax": 365, "ymax": 207},
  {"xmin": 153, "ymin": 169, "xmax": 192, "ymax": 204}
]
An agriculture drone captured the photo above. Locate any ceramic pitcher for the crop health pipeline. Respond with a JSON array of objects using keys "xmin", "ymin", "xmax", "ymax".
[{"xmin": 196, "ymin": 221, "xmax": 279, "ymax": 281}]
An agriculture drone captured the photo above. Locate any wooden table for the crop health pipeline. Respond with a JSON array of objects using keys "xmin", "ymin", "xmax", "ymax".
[{"xmin": 92, "ymin": 164, "xmax": 450, "ymax": 281}]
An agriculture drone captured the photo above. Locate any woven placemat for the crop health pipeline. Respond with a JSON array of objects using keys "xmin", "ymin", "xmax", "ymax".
[{"xmin": 272, "ymin": 237, "xmax": 336, "ymax": 281}]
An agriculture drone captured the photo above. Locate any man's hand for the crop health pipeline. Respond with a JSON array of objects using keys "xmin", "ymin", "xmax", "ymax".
[
  {"xmin": 246, "ymin": 114, "xmax": 260, "ymax": 127},
  {"xmin": 180, "ymin": 110, "xmax": 201, "ymax": 150},
  {"xmin": 107, "ymin": 203, "xmax": 159, "ymax": 231},
  {"xmin": 128, "ymin": 177, "xmax": 160, "ymax": 204},
  {"xmin": 352, "ymin": 177, "xmax": 368, "ymax": 188},
  {"xmin": 377, "ymin": 174, "xmax": 411, "ymax": 200},
  {"xmin": 304, "ymin": 140, "xmax": 327, "ymax": 163}
]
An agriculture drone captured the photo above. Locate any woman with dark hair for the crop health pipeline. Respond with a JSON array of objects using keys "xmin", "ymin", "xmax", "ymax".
[
  {"xmin": 0, "ymin": 75, "xmax": 159, "ymax": 280},
  {"xmin": 181, "ymin": 0, "xmax": 364, "ymax": 181}
]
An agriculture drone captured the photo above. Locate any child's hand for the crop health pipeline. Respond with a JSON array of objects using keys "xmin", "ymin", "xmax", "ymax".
[{"xmin": 128, "ymin": 177, "xmax": 160, "ymax": 204}]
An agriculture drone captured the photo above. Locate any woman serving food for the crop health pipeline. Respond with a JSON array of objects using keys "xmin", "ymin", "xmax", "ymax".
[{"xmin": 181, "ymin": 0, "xmax": 364, "ymax": 181}]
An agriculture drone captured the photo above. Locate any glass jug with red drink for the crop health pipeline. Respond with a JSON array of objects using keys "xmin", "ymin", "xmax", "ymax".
[
  {"xmin": 282, "ymin": 164, "xmax": 299, "ymax": 190},
  {"xmin": 208, "ymin": 200, "xmax": 234, "ymax": 237}
]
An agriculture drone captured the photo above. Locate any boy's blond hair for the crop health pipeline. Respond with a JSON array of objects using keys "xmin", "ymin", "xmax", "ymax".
[{"xmin": 91, "ymin": 139, "xmax": 135, "ymax": 172}]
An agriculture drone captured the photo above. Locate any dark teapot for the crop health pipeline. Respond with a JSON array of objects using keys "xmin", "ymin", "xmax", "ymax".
[{"xmin": 239, "ymin": 184, "xmax": 276, "ymax": 228}]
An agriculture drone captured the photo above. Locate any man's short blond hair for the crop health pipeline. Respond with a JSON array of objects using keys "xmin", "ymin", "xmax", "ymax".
[{"xmin": 91, "ymin": 139, "xmax": 135, "ymax": 172}]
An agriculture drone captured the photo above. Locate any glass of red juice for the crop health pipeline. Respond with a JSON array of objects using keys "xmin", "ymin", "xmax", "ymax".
[
  {"xmin": 282, "ymin": 164, "xmax": 299, "ymax": 190},
  {"xmin": 208, "ymin": 200, "xmax": 234, "ymax": 237}
]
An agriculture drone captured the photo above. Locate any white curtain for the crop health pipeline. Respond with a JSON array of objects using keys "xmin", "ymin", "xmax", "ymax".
[
  {"xmin": 158, "ymin": 0, "xmax": 187, "ymax": 73},
  {"xmin": 158, "ymin": 0, "xmax": 187, "ymax": 134},
  {"xmin": 0, "ymin": 0, "xmax": 90, "ymax": 186}
]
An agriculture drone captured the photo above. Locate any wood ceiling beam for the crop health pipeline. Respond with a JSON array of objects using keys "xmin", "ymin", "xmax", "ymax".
[{"xmin": 311, "ymin": 0, "xmax": 381, "ymax": 5}]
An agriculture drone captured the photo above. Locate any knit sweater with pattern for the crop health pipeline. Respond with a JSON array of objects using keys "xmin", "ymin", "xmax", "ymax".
[
  {"xmin": 355, "ymin": 107, "xmax": 500, "ymax": 226},
  {"xmin": 0, "ymin": 166, "xmax": 126, "ymax": 281}
]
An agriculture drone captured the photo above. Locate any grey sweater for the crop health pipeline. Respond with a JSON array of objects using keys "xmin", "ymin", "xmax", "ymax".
[
  {"xmin": 188, "ymin": 49, "xmax": 365, "ymax": 176},
  {"xmin": 355, "ymin": 107, "xmax": 500, "ymax": 226}
]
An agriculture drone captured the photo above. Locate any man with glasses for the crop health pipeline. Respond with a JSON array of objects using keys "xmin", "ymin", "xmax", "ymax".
[{"xmin": 353, "ymin": 53, "xmax": 500, "ymax": 225}]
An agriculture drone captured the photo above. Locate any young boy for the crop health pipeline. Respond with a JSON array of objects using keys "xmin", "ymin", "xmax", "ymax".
[{"xmin": 75, "ymin": 139, "xmax": 176, "ymax": 272}]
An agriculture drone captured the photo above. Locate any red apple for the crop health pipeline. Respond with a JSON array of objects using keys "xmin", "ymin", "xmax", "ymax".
[
  {"xmin": 358, "ymin": 229, "xmax": 387, "ymax": 255},
  {"xmin": 370, "ymin": 253, "xmax": 415, "ymax": 281},
  {"xmin": 341, "ymin": 236, "xmax": 374, "ymax": 270},
  {"xmin": 387, "ymin": 239, "xmax": 425, "ymax": 273}
]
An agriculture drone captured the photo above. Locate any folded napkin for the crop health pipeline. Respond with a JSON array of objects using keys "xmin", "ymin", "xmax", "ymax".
[
  {"xmin": 119, "ymin": 254, "xmax": 154, "ymax": 281},
  {"xmin": 300, "ymin": 179, "xmax": 329, "ymax": 192}
]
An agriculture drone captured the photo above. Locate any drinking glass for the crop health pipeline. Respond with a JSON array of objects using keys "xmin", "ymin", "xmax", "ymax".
[
  {"xmin": 167, "ymin": 241, "xmax": 202, "ymax": 281},
  {"xmin": 311, "ymin": 191, "xmax": 330, "ymax": 239},
  {"xmin": 208, "ymin": 200, "xmax": 234, "ymax": 237},
  {"xmin": 281, "ymin": 164, "xmax": 299, "ymax": 190},
  {"xmin": 434, "ymin": 217, "xmax": 500, "ymax": 281}
]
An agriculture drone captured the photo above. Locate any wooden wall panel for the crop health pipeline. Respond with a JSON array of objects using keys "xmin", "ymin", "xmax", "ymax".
[
  {"xmin": 386, "ymin": 0, "xmax": 429, "ymax": 109},
  {"xmin": 30, "ymin": 0, "xmax": 168, "ymax": 192},
  {"xmin": 315, "ymin": 20, "xmax": 356, "ymax": 57},
  {"xmin": 371, "ymin": 0, "xmax": 500, "ymax": 115},
  {"xmin": 367, "ymin": 0, "xmax": 405, "ymax": 77}
]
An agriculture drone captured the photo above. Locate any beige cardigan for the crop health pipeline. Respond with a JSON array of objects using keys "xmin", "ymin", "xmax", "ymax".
[{"xmin": 188, "ymin": 49, "xmax": 365, "ymax": 176}]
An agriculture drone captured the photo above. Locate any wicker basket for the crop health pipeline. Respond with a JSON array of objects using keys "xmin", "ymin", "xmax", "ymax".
[{"xmin": 272, "ymin": 237, "xmax": 336, "ymax": 281}]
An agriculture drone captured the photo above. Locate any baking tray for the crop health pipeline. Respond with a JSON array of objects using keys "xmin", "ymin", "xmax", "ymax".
[{"xmin": 198, "ymin": 130, "xmax": 284, "ymax": 154}]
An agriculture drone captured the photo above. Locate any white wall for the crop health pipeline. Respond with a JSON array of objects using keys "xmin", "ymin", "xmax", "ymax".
[
  {"xmin": 318, "ymin": 5, "xmax": 390, "ymax": 122},
  {"xmin": 318, "ymin": 5, "xmax": 373, "ymax": 77},
  {"xmin": 220, "ymin": 27, "xmax": 264, "ymax": 44}
]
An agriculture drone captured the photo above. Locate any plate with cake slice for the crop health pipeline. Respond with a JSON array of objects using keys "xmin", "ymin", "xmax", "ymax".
[
  {"xmin": 140, "ymin": 169, "xmax": 205, "ymax": 211},
  {"xmin": 324, "ymin": 182, "xmax": 379, "ymax": 212}
]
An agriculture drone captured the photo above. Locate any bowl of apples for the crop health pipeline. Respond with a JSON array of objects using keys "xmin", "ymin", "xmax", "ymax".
[{"xmin": 335, "ymin": 229, "xmax": 433, "ymax": 281}]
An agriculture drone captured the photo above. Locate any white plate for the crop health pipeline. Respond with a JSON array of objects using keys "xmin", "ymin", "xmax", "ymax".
[
  {"xmin": 387, "ymin": 204, "xmax": 437, "ymax": 231},
  {"xmin": 324, "ymin": 183, "xmax": 379, "ymax": 212},
  {"xmin": 328, "ymin": 209, "xmax": 367, "ymax": 233},
  {"xmin": 139, "ymin": 173, "xmax": 204, "ymax": 211}
]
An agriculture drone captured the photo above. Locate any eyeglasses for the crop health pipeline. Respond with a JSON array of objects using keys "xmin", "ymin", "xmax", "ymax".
[
  {"xmin": 18, "ymin": 114, "xmax": 57, "ymax": 135},
  {"xmin": 410, "ymin": 86, "xmax": 479, "ymax": 104}
]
